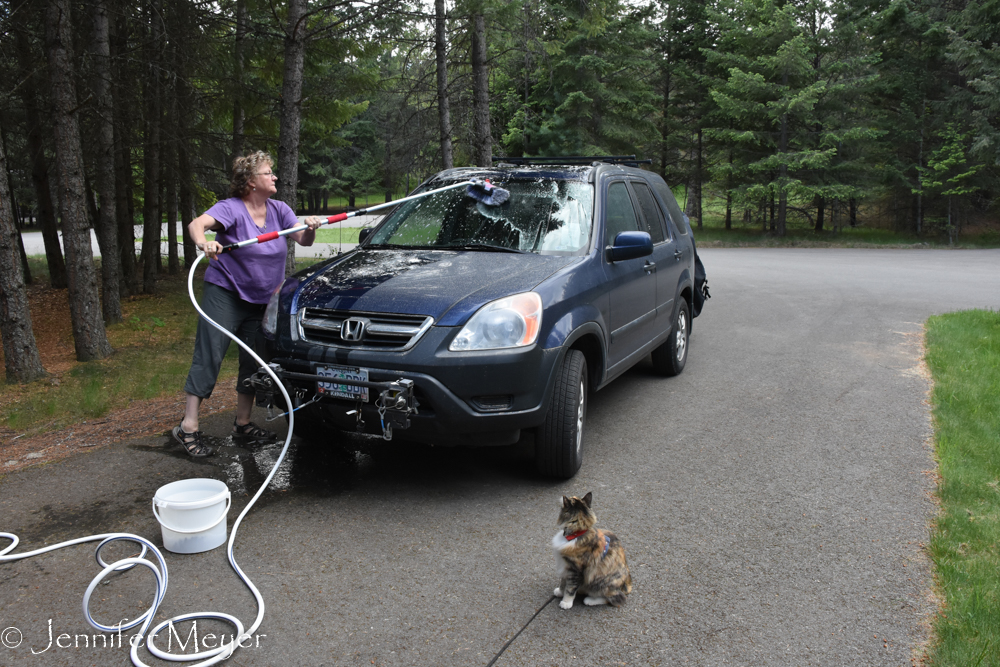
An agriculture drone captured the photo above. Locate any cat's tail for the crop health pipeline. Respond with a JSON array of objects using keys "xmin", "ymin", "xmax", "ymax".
[{"xmin": 607, "ymin": 590, "xmax": 629, "ymax": 607}]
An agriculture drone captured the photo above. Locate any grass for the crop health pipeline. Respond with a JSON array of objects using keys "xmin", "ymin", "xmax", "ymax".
[
  {"xmin": 1, "ymin": 256, "xmax": 324, "ymax": 435},
  {"xmin": 925, "ymin": 309, "xmax": 1000, "ymax": 665}
]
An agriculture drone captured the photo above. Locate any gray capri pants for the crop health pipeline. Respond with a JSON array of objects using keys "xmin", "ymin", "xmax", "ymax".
[{"xmin": 184, "ymin": 281, "xmax": 266, "ymax": 399}]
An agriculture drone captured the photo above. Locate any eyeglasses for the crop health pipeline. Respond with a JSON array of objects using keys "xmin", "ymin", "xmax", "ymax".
[{"xmin": 257, "ymin": 172, "xmax": 278, "ymax": 179}]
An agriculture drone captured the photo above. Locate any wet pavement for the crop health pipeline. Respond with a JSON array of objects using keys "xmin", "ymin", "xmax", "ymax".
[{"xmin": 3, "ymin": 248, "xmax": 1000, "ymax": 666}]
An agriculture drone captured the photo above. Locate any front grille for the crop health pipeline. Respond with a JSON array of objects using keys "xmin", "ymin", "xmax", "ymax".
[{"xmin": 297, "ymin": 308, "xmax": 433, "ymax": 350}]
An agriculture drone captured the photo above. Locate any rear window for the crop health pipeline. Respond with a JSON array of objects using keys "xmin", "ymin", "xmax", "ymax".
[
  {"xmin": 651, "ymin": 180, "xmax": 687, "ymax": 235},
  {"xmin": 369, "ymin": 179, "xmax": 594, "ymax": 255}
]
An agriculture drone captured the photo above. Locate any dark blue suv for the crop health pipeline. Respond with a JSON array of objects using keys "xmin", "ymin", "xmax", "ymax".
[{"xmin": 258, "ymin": 158, "xmax": 706, "ymax": 478}]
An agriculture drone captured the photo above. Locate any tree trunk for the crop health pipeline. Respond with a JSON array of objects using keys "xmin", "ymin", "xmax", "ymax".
[
  {"xmin": 471, "ymin": 13, "xmax": 492, "ymax": 168},
  {"xmin": 278, "ymin": 0, "xmax": 308, "ymax": 276},
  {"xmin": 0, "ymin": 130, "xmax": 31, "ymax": 287},
  {"xmin": 171, "ymin": 0, "xmax": 196, "ymax": 268},
  {"xmin": 141, "ymin": 0, "xmax": 163, "ymax": 294},
  {"xmin": 814, "ymin": 195, "xmax": 825, "ymax": 232},
  {"xmin": 15, "ymin": 19, "xmax": 67, "ymax": 289},
  {"xmin": 0, "ymin": 125, "xmax": 47, "ymax": 383},
  {"xmin": 660, "ymin": 63, "xmax": 671, "ymax": 179},
  {"xmin": 45, "ymin": 0, "xmax": 112, "ymax": 361},
  {"xmin": 435, "ymin": 0, "xmax": 453, "ymax": 169},
  {"xmin": 91, "ymin": 0, "xmax": 122, "ymax": 323},
  {"xmin": 110, "ymin": 9, "xmax": 136, "ymax": 295},
  {"xmin": 695, "ymin": 129, "xmax": 703, "ymax": 228},
  {"xmin": 165, "ymin": 33, "xmax": 179, "ymax": 276},
  {"xmin": 776, "ymin": 111, "xmax": 788, "ymax": 237},
  {"xmin": 232, "ymin": 0, "xmax": 248, "ymax": 161}
]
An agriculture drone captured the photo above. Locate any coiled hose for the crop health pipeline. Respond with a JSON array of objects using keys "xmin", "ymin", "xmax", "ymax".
[{"xmin": 1, "ymin": 251, "xmax": 294, "ymax": 666}]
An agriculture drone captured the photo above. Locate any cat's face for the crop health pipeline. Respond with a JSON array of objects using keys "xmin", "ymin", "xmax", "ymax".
[{"xmin": 558, "ymin": 492, "xmax": 596, "ymax": 527}]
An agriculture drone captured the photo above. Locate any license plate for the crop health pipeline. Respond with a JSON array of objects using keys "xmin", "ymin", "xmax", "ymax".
[{"xmin": 316, "ymin": 365, "xmax": 369, "ymax": 401}]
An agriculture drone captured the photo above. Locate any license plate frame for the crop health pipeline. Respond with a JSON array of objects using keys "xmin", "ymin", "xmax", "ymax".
[{"xmin": 315, "ymin": 365, "xmax": 369, "ymax": 401}]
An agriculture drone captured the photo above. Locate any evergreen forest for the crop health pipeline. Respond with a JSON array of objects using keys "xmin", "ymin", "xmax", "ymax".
[{"xmin": 0, "ymin": 0, "xmax": 999, "ymax": 375}]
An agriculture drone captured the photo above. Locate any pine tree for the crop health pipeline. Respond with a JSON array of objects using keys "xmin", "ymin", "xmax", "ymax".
[{"xmin": 706, "ymin": 0, "xmax": 833, "ymax": 235}]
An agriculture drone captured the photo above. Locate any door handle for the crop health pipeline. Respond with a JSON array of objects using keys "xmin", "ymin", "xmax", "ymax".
[
  {"xmin": 673, "ymin": 249, "xmax": 683, "ymax": 260},
  {"xmin": 644, "ymin": 261, "xmax": 656, "ymax": 273}
]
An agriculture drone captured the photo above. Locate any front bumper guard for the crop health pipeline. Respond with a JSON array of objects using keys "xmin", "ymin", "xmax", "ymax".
[{"xmin": 246, "ymin": 363, "xmax": 419, "ymax": 441}]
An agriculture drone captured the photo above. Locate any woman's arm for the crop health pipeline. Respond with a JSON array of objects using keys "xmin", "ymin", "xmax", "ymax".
[
  {"xmin": 188, "ymin": 213, "xmax": 224, "ymax": 258},
  {"xmin": 288, "ymin": 216, "xmax": 322, "ymax": 246}
]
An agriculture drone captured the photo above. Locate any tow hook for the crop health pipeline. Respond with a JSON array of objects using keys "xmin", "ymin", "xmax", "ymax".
[{"xmin": 376, "ymin": 379, "xmax": 417, "ymax": 441}]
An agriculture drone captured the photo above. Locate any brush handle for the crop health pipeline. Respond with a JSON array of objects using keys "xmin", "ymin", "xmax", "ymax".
[{"xmin": 220, "ymin": 179, "xmax": 482, "ymax": 252}]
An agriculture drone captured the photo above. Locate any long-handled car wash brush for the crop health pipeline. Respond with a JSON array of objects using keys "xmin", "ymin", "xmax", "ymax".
[{"xmin": 218, "ymin": 178, "xmax": 510, "ymax": 254}]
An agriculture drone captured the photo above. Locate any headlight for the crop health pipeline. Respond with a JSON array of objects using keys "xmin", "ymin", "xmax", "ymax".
[
  {"xmin": 262, "ymin": 285, "xmax": 282, "ymax": 336},
  {"xmin": 449, "ymin": 292, "xmax": 542, "ymax": 351}
]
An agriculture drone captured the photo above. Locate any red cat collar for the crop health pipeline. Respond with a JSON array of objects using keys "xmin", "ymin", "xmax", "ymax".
[{"xmin": 564, "ymin": 530, "xmax": 587, "ymax": 541}]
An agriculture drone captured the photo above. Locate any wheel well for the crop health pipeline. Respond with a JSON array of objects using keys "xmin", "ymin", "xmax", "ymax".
[
  {"xmin": 680, "ymin": 286, "xmax": 693, "ymax": 312},
  {"xmin": 569, "ymin": 333, "xmax": 603, "ymax": 390}
]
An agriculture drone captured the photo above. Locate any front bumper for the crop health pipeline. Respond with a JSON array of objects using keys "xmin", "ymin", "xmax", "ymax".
[{"xmin": 261, "ymin": 325, "xmax": 563, "ymax": 446}]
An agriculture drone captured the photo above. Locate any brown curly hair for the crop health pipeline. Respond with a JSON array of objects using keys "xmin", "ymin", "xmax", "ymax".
[{"xmin": 229, "ymin": 151, "xmax": 274, "ymax": 198}]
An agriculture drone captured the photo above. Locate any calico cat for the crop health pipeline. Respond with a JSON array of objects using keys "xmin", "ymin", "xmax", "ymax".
[{"xmin": 551, "ymin": 492, "xmax": 632, "ymax": 609}]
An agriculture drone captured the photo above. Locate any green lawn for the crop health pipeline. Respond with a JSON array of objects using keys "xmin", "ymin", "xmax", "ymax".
[{"xmin": 925, "ymin": 309, "xmax": 1000, "ymax": 665}]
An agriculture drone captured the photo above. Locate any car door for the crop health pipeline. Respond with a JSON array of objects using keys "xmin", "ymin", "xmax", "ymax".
[
  {"xmin": 629, "ymin": 180, "xmax": 683, "ymax": 337},
  {"xmin": 603, "ymin": 180, "xmax": 656, "ymax": 368}
]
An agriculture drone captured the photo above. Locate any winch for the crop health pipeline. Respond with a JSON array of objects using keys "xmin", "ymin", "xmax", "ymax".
[{"xmin": 245, "ymin": 365, "xmax": 418, "ymax": 440}]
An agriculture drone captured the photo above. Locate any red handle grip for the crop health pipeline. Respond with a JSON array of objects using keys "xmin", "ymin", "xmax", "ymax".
[
  {"xmin": 256, "ymin": 231, "xmax": 280, "ymax": 243},
  {"xmin": 326, "ymin": 213, "xmax": 348, "ymax": 223}
]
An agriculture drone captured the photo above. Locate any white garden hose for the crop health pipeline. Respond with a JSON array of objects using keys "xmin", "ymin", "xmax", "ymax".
[{"xmin": 0, "ymin": 251, "xmax": 295, "ymax": 666}]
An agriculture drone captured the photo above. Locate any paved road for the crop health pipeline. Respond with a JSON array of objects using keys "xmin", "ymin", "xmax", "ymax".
[
  {"xmin": 18, "ymin": 216, "xmax": 383, "ymax": 259},
  {"xmin": 2, "ymin": 248, "xmax": 999, "ymax": 666}
]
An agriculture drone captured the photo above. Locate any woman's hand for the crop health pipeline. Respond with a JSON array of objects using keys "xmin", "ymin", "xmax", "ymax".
[
  {"xmin": 197, "ymin": 240, "xmax": 223, "ymax": 260},
  {"xmin": 304, "ymin": 216, "xmax": 323, "ymax": 231}
]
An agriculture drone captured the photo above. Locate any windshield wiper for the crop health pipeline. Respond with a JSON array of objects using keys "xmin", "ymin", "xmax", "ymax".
[
  {"xmin": 444, "ymin": 243, "xmax": 524, "ymax": 253},
  {"xmin": 365, "ymin": 243, "xmax": 438, "ymax": 250}
]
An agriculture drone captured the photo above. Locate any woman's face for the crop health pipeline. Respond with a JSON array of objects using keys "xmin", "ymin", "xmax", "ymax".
[{"xmin": 251, "ymin": 162, "xmax": 278, "ymax": 197}]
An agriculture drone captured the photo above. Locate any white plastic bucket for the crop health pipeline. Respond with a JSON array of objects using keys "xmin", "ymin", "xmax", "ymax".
[{"xmin": 153, "ymin": 478, "xmax": 231, "ymax": 554}]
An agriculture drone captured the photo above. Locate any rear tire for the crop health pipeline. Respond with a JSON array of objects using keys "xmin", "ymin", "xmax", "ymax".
[
  {"xmin": 652, "ymin": 299, "xmax": 689, "ymax": 377},
  {"xmin": 535, "ymin": 349, "xmax": 587, "ymax": 479}
]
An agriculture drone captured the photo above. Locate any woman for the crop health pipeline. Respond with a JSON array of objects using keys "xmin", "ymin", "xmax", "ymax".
[{"xmin": 174, "ymin": 151, "xmax": 322, "ymax": 457}]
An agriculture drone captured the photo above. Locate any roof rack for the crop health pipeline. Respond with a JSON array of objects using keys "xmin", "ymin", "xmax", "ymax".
[{"xmin": 492, "ymin": 155, "xmax": 653, "ymax": 167}]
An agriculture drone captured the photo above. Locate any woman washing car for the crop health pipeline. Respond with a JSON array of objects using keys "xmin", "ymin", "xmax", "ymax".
[{"xmin": 174, "ymin": 150, "xmax": 322, "ymax": 457}]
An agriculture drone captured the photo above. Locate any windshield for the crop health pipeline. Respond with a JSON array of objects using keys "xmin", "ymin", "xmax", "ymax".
[{"xmin": 367, "ymin": 178, "xmax": 594, "ymax": 255}]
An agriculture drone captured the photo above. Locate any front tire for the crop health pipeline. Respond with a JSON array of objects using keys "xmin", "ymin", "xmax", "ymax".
[
  {"xmin": 652, "ymin": 299, "xmax": 689, "ymax": 377},
  {"xmin": 535, "ymin": 349, "xmax": 587, "ymax": 479}
]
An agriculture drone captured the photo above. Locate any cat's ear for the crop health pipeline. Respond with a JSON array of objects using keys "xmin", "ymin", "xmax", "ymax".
[
  {"xmin": 582, "ymin": 492, "xmax": 593, "ymax": 508},
  {"xmin": 562, "ymin": 496, "xmax": 571, "ymax": 509}
]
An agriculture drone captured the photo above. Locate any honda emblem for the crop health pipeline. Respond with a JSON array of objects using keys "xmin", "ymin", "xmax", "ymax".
[{"xmin": 341, "ymin": 317, "xmax": 369, "ymax": 342}]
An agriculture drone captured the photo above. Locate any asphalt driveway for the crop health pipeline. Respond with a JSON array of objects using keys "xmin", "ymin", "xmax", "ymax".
[{"xmin": 3, "ymin": 247, "xmax": 1000, "ymax": 666}]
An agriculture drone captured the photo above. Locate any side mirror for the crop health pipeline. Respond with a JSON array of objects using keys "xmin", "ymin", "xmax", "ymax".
[
  {"xmin": 358, "ymin": 227, "xmax": 373, "ymax": 245},
  {"xmin": 605, "ymin": 231, "xmax": 653, "ymax": 262}
]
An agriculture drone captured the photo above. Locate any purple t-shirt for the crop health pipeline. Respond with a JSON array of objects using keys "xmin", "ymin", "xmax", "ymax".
[{"xmin": 203, "ymin": 198, "xmax": 299, "ymax": 304}]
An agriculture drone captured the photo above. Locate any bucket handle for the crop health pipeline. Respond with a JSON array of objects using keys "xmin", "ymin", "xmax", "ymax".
[{"xmin": 152, "ymin": 493, "xmax": 231, "ymax": 535}]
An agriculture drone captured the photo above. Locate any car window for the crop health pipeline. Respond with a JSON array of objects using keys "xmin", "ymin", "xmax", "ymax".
[
  {"xmin": 604, "ymin": 182, "xmax": 640, "ymax": 246},
  {"xmin": 369, "ymin": 178, "xmax": 594, "ymax": 256},
  {"xmin": 651, "ymin": 180, "xmax": 687, "ymax": 235},
  {"xmin": 631, "ymin": 182, "xmax": 668, "ymax": 244}
]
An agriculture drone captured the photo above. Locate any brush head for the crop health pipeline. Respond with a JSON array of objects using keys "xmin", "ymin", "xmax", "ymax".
[{"xmin": 466, "ymin": 179, "xmax": 510, "ymax": 206}]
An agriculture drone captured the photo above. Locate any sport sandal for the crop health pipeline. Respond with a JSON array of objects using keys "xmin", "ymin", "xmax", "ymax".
[
  {"xmin": 172, "ymin": 422, "xmax": 214, "ymax": 458},
  {"xmin": 232, "ymin": 420, "xmax": 277, "ymax": 442}
]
